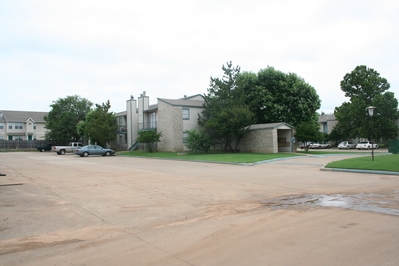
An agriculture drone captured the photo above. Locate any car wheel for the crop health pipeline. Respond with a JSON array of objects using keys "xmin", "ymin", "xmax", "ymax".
[
  {"xmin": 83, "ymin": 152, "xmax": 89, "ymax": 157},
  {"xmin": 105, "ymin": 151, "xmax": 111, "ymax": 156},
  {"xmin": 60, "ymin": 150, "xmax": 66, "ymax": 155}
]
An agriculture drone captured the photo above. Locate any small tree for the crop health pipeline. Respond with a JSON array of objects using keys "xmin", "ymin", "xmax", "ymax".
[
  {"xmin": 295, "ymin": 121, "xmax": 322, "ymax": 152},
  {"xmin": 137, "ymin": 130, "xmax": 162, "ymax": 152}
]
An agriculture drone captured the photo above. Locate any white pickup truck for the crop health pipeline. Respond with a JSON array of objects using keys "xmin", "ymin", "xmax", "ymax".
[{"xmin": 53, "ymin": 142, "xmax": 84, "ymax": 155}]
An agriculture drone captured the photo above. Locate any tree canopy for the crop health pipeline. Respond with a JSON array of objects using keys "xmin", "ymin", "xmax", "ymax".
[
  {"xmin": 77, "ymin": 100, "xmax": 118, "ymax": 147},
  {"xmin": 198, "ymin": 62, "xmax": 254, "ymax": 151},
  {"xmin": 237, "ymin": 67, "xmax": 321, "ymax": 127},
  {"xmin": 335, "ymin": 65, "xmax": 398, "ymax": 141},
  {"xmin": 44, "ymin": 95, "xmax": 92, "ymax": 142}
]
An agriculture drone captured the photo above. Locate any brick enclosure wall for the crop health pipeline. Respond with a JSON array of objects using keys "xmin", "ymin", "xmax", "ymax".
[{"xmin": 240, "ymin": 128, "xmax": 277, "ymax": 153}]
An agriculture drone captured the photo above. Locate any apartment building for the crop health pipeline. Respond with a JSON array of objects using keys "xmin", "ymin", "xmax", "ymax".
[
  {"xmin": 116, "ymin": 92, "xmax": 204, "ymax": 151},
  {"xmin": 0, "ymin": 110, "xmax": 48, "ymax": 140},
  {"xmin": 116, "ymin": 92, "xmax": 294, "ymax": 153}
]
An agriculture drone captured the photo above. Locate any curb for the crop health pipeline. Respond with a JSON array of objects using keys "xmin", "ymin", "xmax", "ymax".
[{"xmin": 321, "ymin": 167, "xmax": 399, "ymax": 176}]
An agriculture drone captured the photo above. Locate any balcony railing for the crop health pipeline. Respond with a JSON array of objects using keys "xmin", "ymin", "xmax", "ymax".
[{"xmin": 117, "ymin": 126, "xmax": 127, "ymax": 133}]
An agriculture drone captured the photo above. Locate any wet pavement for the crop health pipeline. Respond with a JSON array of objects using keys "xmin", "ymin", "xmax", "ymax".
[{"xmin": 262, "ymin": 192, "xmax": 399, "ymax": 216}]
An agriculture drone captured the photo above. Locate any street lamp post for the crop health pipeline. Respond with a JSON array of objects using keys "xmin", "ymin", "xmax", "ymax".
[{"xmin": 366, "ymin": 106, "xmax": 376, "ymax": 161}]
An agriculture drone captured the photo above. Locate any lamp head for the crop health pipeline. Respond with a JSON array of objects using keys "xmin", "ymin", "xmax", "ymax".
[{"xmin": 366, "ymin": 106, "xmax": 375, "ymax": 116}]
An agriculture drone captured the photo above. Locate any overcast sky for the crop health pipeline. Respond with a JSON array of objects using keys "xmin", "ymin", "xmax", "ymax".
[{"xmin": 1, "ymin": 0, "xmax": 398, "ymax": 114}]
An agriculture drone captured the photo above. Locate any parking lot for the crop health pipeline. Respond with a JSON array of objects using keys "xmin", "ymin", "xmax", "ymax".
[{"xmin": 1, "ymin": 151, "xmax": 398, "ymax": 265}]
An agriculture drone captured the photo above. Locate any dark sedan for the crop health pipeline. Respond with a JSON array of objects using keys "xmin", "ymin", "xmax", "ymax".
[{"xmin": 74, "ymin": 145, "xmax": 115, "ymax": 157}]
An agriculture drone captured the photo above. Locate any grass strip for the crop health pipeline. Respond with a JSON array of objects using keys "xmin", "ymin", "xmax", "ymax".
[
  {"xmin": 120, "ymin": 151, "xmax": 302, "ymax": 163},
  {"xmin": 325, "ymin": 154, "xmax": 399, "ymax": 172}
]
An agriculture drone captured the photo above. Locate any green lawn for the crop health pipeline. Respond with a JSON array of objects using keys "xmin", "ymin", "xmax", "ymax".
[
  {"xmin": 325, "ymin": 154, "xmax": 399, "ymax": 172},
  {"xmin": 120, "ymin": 151, "xmax": 302, "ymax": 163}
]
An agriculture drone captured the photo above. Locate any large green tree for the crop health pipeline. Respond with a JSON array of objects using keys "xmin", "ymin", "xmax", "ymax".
[
  {"xmin": 78, "ymin": 100, "xmax": 118, "ymax": 147},
  {"xmin": 335, "ymin": 65, "xmax": 398, "ymax": 141},
  {"xmin": 237, "ymin": 67, "xmax": 321, "ymax": 127},
  {"xmin": 45, "ymin": 95, "xmax": 92, "ymax": 142},
  {"xmin": 198, "ymin": 62, "xmax": 254, "ymax": 151}
]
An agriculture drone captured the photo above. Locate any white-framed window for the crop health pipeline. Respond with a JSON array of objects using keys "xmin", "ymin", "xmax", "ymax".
[
  {"xmin": 15, "ymin": 123, "xmax": 23, "ymax": 129},
  {"xmin": 14, "ymin": 136, "xmax": 23, "ymax": 140},
  {"xmin": 0, "ymin": 123, "xmax": 4, "ymax": 129},
  {"xmin": 182, "ymin": 108, "xmax": 190, "ymax": 120},
  {"xmin": 149, "ymin": 112, "xmax": 156, "ymax": 128},
  {"xmin": 183, "ymin": 131, "xmax": 189, "ymax": 143},
  {"xmin": 8, "ymin": 124, "xmax": 13, "ymax": 129},
  {"xmin": 33, "ymin": 123, "xmax": 37, "ymax": 130}
]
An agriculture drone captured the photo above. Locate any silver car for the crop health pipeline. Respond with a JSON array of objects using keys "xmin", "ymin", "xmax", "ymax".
[
  {"xmin": 74, "ymin": 145, "xmax": 115, "ymax": 157},
  {"xmin": 338, "ymin": 141, "xmax": 356, "ymax": 149},
  {"xmin": 310, "ymin": 142, "xmax": 331, "ymax": 149}
]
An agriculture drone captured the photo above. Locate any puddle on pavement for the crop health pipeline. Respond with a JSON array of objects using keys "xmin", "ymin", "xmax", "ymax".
[{"xmin": 262, "ymin": 192, "xmax": 399, "ymax": 216}]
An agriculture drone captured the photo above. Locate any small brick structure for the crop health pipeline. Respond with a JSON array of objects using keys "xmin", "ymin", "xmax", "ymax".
[{"xmin": 240, "ymin": 123, "xmax": 294, "ymax": 153}]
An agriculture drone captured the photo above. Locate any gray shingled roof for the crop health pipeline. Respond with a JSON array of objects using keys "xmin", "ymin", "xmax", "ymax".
[
  {"xmin": 0, "ymin": 110, "xmax": 48, "ymax": 123},
  {"xmin": 157, "ymin": 98, "xmax": 204, "ymax": 108}
]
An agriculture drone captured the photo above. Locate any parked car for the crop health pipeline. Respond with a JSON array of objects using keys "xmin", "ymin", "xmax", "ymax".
[
  {"xmin": 310, "ymin": 142, "xmax": 330, "ymax": 149},
  {"xmin": 53, "ymin": 142, "xmax": 84, "ymax": 155},
  {"xmin": 356, "ymin": 141, "xmax": 378, "ymax": 150},
  {"xmin": 37, "ymin": 144, "xmax": 54, "ymax": 152},
  {"xmin": 74, "ymin": 145, "xmax": 115, "ymax": 157},
  {"xmin": 310, "ymin": 142, "xmax": 331, "ymax": 149},
  {"xmin": 338, "ymin": 141, "xmax": 356, "ymax": 149}
]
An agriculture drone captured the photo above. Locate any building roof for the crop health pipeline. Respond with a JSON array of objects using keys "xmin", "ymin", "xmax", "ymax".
[
  {"xmin": 318, "ymin": 114, "xmax": 336, "ymax": 123},
  {"xmin": 115, "ymin": 111, "xmax": 127, "ymax": 117},
  {"xmin": 157, "ymin": 97, "xmax": 204, "ymax": 108},
  {"xmin": 0, "ymin": 110, "xmax": 48, "ymax": 123},
  {"xmin": 247, "ymin": 122, "xmax": 294, "ymax": 131}
]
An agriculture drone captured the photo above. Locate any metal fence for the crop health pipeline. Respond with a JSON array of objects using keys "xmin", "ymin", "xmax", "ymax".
[{"xmin": 0, "ymin": 140, "xmax": 55, "ymax": 150}]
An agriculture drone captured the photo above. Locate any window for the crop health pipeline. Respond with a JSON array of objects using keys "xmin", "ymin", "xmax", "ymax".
[
  {"xmin": 182, "ymin": 108, "xmax": 190, "ymax": 120},
  {"xmin": 149, "ymin": 112, "xmax": 156, "ymax": 128},
  {"xmin": 15, "ymin": 123, "xmax": 23, "ymax": 129},
  {"xmin": 0, "ymin": 123, "xmax": 4, "ymax": 129},
  {"xmin": 33, "ymin": 123, "xmax": 37, "ymax": 130},
  {"xmin": 322, "ymin": 123, "xmax": 328, "ymax": 133},
  {"xmin": 9, "ymin": 124, "xmax": 13, "ymax": 129},
  {"xmin": 183, "ymin": 131, "xmax": 189, "ymax": 143}
]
